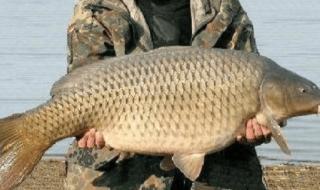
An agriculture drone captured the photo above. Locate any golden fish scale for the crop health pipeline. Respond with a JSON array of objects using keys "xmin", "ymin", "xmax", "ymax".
[{"xmin": 23, "ymin": 47, "xmax": 264, "ymax": 155}]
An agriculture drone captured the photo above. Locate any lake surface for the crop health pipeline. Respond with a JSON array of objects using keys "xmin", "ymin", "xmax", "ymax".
[{"xmin": 0, "ymin": 0, "xmax": 319, "ymax": 165}]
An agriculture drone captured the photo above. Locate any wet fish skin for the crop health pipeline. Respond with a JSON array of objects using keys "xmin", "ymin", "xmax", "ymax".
[
  {"xmin": 49, "ymin": 47, "xmax": 264, "ymax": 155},
  {"xmin": 1, "ymin": 46, "xmax": 320, "ymax": 189},
  {"xmin": 31, "ymin": 47, "xmax": 264, "ymax": 154}
]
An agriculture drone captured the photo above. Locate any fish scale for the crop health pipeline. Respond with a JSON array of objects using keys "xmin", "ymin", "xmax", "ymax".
[
  {"xmin": 87, "ymin": 48, "xmax": 262, "ymax": 155},
  {"xmin": 3, "ymin": 46, "xmax": 319, "ymax": 189}
]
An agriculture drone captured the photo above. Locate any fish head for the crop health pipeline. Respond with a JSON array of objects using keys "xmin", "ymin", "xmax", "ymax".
[{"xmin": 261, "ymin": 69, "xmax": 320, "ymax": 121}]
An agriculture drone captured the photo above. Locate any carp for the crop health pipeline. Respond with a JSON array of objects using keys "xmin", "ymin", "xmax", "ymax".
[{"xmin": 0, "ymin": 47, "xmax": 320, "ymax": 189}]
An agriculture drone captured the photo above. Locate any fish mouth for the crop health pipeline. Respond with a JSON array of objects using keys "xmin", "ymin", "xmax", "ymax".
[
  {"xmin": 309, "ymin": 104, "xmax": 320, "ymax": 115},
  {"xmin": 314, "ymin": 104, "xmax": 320, "ymax": 116}
]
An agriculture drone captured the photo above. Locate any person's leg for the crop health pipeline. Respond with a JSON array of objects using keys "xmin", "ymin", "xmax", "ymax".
[
  {"xmin": 64, "ymin": 142, "xmax": 116, "ymax": 189},
  {"xmin": 197, "ymin": 144, "xmax": 266, "ymax": 190},
  {"xmin": 65, "ymin": 141, "xmax": 175, "ymax": 190},
  {"xmin": 65, "ymin": 147, "xmax": 105, "ymax": 190}
]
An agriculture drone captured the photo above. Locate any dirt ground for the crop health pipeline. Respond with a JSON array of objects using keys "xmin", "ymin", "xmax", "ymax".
[
  {"xmin": 15, "ymin": 160, "xmax": 66, "ymax": 190},
  {"xmin": 15, "ymin": 160, "xmax": 320, "ymax": 190},
  {"xmin": 263, "ymin": 165, "xmax": 320, "ymax": 190}
]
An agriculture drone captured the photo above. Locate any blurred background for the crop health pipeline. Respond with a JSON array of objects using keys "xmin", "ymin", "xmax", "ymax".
[{"xmin": 0, "ymin": 0, "xmax": 319, "ymax": 165}]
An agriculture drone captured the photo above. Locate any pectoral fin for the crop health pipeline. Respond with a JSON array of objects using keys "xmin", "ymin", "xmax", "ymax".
[
  {"xmin": 270, "ymin": 119, "xmax": 291, "ymax": 155},
  {"xmin": 172, "ymin": 153, "xmax": 205, "ymax": 181},
  {"xmin": 160, "ymin": 156, "xmax": 175, "ymax": 171},
  {"xmin": 116, "ymin": 152, "xmax": 135, "ymax": 163}
]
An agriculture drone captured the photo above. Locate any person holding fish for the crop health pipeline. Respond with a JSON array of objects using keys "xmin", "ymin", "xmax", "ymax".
[
  {"xmin": 2, "ymin": 0, "xmax": 320, "ymax": 190},
  {"xmin": 65, "ymin": 0, "xmax": 274, "ymax": 189}
]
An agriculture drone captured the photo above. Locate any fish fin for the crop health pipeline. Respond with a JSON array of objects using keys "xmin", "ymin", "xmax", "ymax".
[
  {"xmin": 160, "ymin": 156, "xmax": 175, "ymax": 171},
  {"xmin": 269, "ymin": 119, "xmax": 291, "ymax": 155},
  {"xmin": 116, "ymin": 152, "xmax": 135, "ymax": 163},
  {"xmin": 192, "ymin": 182, "xmax": 215, "ymax": 190},
  {"xmin": 0, "ymin": 114, "xmax": 46, "ymax": 190},
  {"xmin": 172, "ymin": 153, "xmax": 205, "ymax": 181}
]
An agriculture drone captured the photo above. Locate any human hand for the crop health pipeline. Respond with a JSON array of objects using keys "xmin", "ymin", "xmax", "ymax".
[
  {"xmin": 237, "ymin": 118, "xmax": 272, "ymax": 145},
  {"xmin": 77, "ymin": 128, "xmax": 105, "ymax": 148}
]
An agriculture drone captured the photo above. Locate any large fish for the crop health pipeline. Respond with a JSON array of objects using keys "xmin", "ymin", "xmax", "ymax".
[{"xmin": 0, "ymin": 47, "xmax": 320, "ymax": 189}]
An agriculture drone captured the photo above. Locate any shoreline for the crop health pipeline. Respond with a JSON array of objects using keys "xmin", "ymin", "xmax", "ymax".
[
  {"xmin": 43, "ymin": 153, "xmax": 320, "ymax": 165},
  {"xmin": 16, "ymin": 159, "xmax": 320, "ymax": 190}
]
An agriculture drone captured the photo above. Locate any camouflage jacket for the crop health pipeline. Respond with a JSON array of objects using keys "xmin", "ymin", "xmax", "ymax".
[{"xmin": 67, "ymin": 0, "xmax": 258, "ymax": 72}]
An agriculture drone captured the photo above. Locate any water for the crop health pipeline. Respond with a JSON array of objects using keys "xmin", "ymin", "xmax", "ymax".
[
  {"xmin": 0, "ymin": 0, "xmax": 319, "ymax": 165},
  {"xmin": 0, "ymin": 0, "xmax": 74, "ymax": 157},
  {"xmin": 241, "ymin": 0, "xmax": 320, "ymax": 164}
]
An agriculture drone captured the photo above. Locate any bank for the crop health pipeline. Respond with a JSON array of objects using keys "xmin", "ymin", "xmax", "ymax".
[{"xmin": 16, "ymin": 159, "xmax": 320, "ymax": 190}]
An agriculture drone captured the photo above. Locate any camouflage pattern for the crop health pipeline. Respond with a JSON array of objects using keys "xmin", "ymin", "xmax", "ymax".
[
  {"xmin": 191, "ymin": 0, "xmax": 258, "ymax": 53},
  {"xmin": 65, "ymin": 0, "xmax": 264, "ymax": 189},
  {"xmin": 67, "ymin": 0, "xmax": 134, "ymax": 72}
]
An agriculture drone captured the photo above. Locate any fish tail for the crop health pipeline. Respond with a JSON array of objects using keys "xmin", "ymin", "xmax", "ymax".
[{"xmin": 0, "ymin": 113, "xmax": 47, "ymax": 190}]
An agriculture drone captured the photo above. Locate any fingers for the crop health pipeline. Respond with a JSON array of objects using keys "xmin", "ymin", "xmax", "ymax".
[
  {"xmin": 252, "ymin": 119, "xmax": 263, "ymax": 138},
  {"xmin": 238, "ymin": 118, "xmax": 272, "ymax": 145},
  {"xmin": 252, "ymin": 118, "xmax": 264, "ymax": 145},
  {"xmin": 236, "ymin": 120, "xmax": 254, "ymax": 144},
  {"xmin": 77, "ymin": 128, "xmax": 106, "ymax": 149},
  {"xmin": 78, "ymin": 132, "xmax": 89, "ymax": 148},
  {"xmin": 86, "ymin": 128, "xmax": 96, "ymax": 148},
  {"xmin": 95, "ymin": 131, "xmax": 105, "ymax": 148},
  {"xmin": 245, "ymin": 119, "xmax": 255, "ymax": 143}
]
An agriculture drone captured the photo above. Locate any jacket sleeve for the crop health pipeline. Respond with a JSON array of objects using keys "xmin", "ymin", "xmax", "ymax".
[
  {"xmin": 192, "ymin": 0, "xmax": 259, "ymax": 54},
  {"xmin": 67, "ymin": 1, "xmax": 134, "ymax": 73}
]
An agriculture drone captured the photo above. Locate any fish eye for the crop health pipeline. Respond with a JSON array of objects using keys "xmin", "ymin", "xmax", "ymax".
[{"xmin": 299, "ymin": 87, "xmax": 307, "ymax": 93}]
